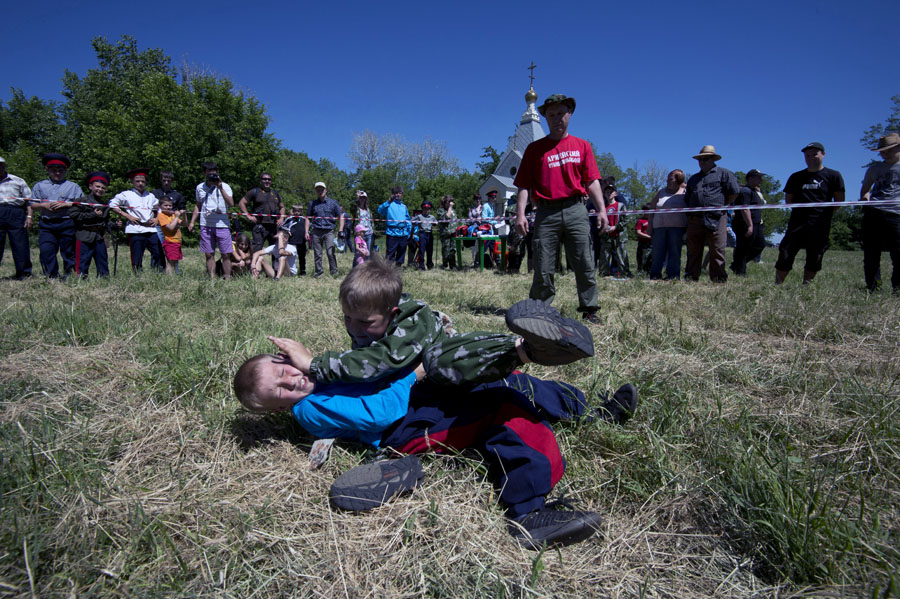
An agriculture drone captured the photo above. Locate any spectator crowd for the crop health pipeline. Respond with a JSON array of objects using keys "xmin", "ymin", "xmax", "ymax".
[{"xmin": 0, "ymin": 127, "xmax": 898, "ymax": 295}]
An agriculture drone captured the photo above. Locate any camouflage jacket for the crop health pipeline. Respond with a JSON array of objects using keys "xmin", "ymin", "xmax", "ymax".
[{"xmin": 308, "ymin": 294, "xmax": 447, "ymax": 384}]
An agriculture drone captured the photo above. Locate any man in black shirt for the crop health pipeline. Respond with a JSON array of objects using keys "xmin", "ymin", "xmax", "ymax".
[
  {"xmin": 151, "ymin": 170, "xmax": 187, "ymax": 271},
  {"xmin": 730, "ymin": 169, "xmax": 767, "ymax": 276},
  {"xmin": 775, "ymin": 142, "xmax": 845, "ymax": 285},
  {"xmin": 239, "ymin": 172, "xmax": 285, "ymax": 252},
  {"xmin": 151, "ymin": 171, "xmax": 187, "ymax": 211}
]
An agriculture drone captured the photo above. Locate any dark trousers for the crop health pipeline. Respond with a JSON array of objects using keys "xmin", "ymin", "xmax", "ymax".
[
  {"xmin": 0, "ymin": 204, "xmax": 32, "ymax": 277},
  {"xmin": 862, "ymin": 209, "xmax": 900, "ymax": 291},
  {"xmin": 382, "ymin": 373, "xmax": 587, "ymax": 519},
  {"xmin": 252, "ymin": 222, "xmax": 279, "ymax": 252},
  {"xmin": 685, "ymin": 215, "xmax": 727, "ymax": 282},
  {"xmin": 38, "ymin": 218, "xmax": 76, "ymax": 278},
  {"xmin": 128, "ymin": 232, "xmax": 163, "ymax": 272},
  {"xmin": 418, "ymin": 231, "xmax": 433, "ymax": 269},
  {"xmin": 730, "ymin": 224, "xmax": 765, "ymax": 276},
  {"xmin": 77, "ymin": 239, "xmax": 109, "ymax": 278},
  {"xmin": 295, "ymin": 243, "xmax": 307, "ymax": 275},
  {"xmin": 636, "ymin": 240, "xmax": 652, "ymax": 274},
  {"xmin": 385, "ymin": 234, "xmax": 406, "ymax": 266}
]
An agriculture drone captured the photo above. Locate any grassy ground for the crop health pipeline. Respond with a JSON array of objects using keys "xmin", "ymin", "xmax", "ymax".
[{"xmin": 0, "ymin": 244, "xmax": 898, "ymax": 598}]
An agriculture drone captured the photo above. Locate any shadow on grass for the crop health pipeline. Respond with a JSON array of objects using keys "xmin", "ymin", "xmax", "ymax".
[{"xmin": 229, "ymin": 412, "xmax": 316, "ymax": 451}]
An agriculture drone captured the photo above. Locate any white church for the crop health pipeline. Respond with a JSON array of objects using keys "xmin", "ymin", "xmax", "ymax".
[{"xmin": 478, "ymin": 85, "xmax": 547, "ymax": 235}]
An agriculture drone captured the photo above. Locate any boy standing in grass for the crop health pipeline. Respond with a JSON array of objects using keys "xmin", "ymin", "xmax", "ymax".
[
  {"xmin": 70, "ymin": 171, "xmax": 112, "ymax": 279},
  {"xmin": 157, "ymin": 198, "xmax": 183, "ymax": 275}
]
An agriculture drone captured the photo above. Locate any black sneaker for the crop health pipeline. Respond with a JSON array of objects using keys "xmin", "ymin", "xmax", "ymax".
[
  {"xmin": 505, "ymin": 299, "xmax": 594, "ymax": 366},
  {"xmin": 509, "ymin": 501, "xmax": 603, "ymax": 549},
  {"xmin": 330, "ymin": 455, "xmax": 425, "ymax": 511},
  {"xmin": 581, "ymin": 311, "xmax": 601, "ymax": 324},
  {"xmin": 595, "ymin": 383, "xmax": 638, "ymax": 425}
]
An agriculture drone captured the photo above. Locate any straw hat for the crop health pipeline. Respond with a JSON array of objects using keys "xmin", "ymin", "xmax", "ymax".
[
  {"xmin": 871, "ymin": 133, "xmax": 900, "ymax": 152},
  {"xmin": 692, "ymin": 145, "xmax": 722, "ymax": 161}
]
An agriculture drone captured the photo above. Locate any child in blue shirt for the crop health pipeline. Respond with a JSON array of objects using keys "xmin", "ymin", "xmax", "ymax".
[{"xmin": 234, "ymin": 344, "xmax": 637, "ymax": 549}]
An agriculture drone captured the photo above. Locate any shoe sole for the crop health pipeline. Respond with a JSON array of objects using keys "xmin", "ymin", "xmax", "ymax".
[
  {"xmin": 330, "ymin": 455, "xmax": 424, "ymax": 511},
  {"xmin": 505, "ymin": 299, "xmax": 594, "ymax": 364}
]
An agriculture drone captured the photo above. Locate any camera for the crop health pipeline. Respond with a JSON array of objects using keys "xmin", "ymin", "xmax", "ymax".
[{"xmin": 207, "ymin": 173, "xmax": 220, "ymax": 182}]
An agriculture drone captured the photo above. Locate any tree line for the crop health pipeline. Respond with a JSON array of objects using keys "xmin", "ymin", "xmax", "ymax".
[{"xmin": 3, "ymin": 35, "xmax": 893, "ymax": 248}]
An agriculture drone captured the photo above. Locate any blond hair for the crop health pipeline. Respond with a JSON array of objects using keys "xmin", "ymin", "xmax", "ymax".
[
  {"xmin": 339, "ymin": 255, "xmax": 402, "ymax": 315},
  {"xmin": 233, "ymin": 354, "xmax": 271, "ymax": 412}
]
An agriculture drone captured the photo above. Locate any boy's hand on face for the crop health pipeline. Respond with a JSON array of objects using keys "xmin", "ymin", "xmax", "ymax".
[
  {"xmin": 413, "ymin": 363, "xmax": 426, "ymax": 382},
  {"xmin": 268, "ymin": 336, "xmax": 313, "ymax": 373}
]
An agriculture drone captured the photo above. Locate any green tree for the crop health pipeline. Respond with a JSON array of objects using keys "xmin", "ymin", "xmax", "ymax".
[
  {"xmin": 476, "ymin": 145, "xmax": 501, "ymax": 179},
  {"xmin": 860, "ymin": 95, "xmax": 900, "ymax": 162},
  {"xmin": 0, "ymin": 89, "xmax": 64, "ymax": 183},
  {"xmin": 58, "ymin": 35, "xmax": 278, "ymax": 196}
]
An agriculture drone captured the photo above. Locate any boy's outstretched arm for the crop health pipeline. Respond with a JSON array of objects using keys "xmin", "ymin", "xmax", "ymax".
[{"xmin": 269, "ymin": 336, "xmax": 313, "ymax": 373}]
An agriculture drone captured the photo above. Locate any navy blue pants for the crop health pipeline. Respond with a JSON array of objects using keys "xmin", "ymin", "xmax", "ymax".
[
  {"xmin": 418, "ymin": 231, "xmax": 433, "ymax": 269},
  {"xmin": 649, "ymin": 226, "xmax": 685, "ymax": 280},
  {"xmin": 0, "ymin": 204, "xmax": 32, "ymax": 278},
  {"xmin": 76, "ymin": 239, "xmax": 109, "ymax": 278},
  {"xmin": 128, "ymin": 232, "xmax": 163, "ymax": 272},
  {"xmin": 385, "ymin": 234, "xmax": 406, "ymax": 266},
  {"xmin": 381, "ymin": 373, "xmax": 588, "ymax": 518},
  {"xmin": 38, "ymin": 218, "xmax": 76, "ymax": 278}
]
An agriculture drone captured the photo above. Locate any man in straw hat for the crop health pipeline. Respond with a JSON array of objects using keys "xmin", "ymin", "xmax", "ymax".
[
  {"xmin": 513, "ymin": 94, "xmax": 609, "ymax": 323},
  {"xmin": 775, "ymin": 142, "xmax": 845, "ymax": 285},
  {"xmin": 860, "ymin": 133, "xmax": 900, "ymax": 293},
  {"xmin": 684, "ymin": 145, "xmax": 740, "ymax": 283}
]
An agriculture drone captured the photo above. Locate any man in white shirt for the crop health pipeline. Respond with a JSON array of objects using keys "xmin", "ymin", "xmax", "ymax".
[{"xmin": 109, "ymin": 167, "xmax": 162, "ymax": 273}]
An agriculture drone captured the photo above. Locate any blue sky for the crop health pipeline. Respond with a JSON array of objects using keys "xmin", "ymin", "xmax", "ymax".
[{"xmin": 3, "ymin": 0, "xmax": 897, "ymax": 195}]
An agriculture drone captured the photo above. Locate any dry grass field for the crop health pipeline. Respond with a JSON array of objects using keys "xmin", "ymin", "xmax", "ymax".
[{"xmin": 1, "ymin": 244, "xmax": 898, "ymax": 598}]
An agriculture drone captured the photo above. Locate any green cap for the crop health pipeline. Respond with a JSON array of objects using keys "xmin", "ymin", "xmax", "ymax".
[{"xmin": 537, "ymin": 94, "xmax": 576, "ymax": 116}]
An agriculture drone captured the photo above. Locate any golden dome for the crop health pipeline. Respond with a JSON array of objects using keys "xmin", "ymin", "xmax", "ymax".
[{"xmin": 525, "ymin": 87, "xmax": 537, "ymax": 103}]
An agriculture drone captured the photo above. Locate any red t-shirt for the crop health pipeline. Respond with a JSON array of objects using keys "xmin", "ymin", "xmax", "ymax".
[{"xmin": 513, "ymin": 135, "xmax": 601, "ymax": 201}]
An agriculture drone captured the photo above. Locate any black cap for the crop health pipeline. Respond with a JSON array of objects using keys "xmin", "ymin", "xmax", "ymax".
[
  {"xmin": 746, "ymin": 169, "xmax": 765, "ymax": 178},
  {"xmin": 85, "ymin": 171, "xmax": 111, "ymax": 185},
  {"xmin": 127, "ymin": 167, "xmax": 150, "ymax": 179},
  {"xmin": 42, "ymin": 153, "xmax": 71, "ymax": 168},
  {"xmin": 421, "ymin": 201, "xmax": 433, "ymax": 209},
  {"xmin": 801, "ymin": 142, "xmax": 825, "ymax": 153}
]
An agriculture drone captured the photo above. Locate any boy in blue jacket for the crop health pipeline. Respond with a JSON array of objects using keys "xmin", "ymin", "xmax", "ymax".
[{"xmin": 378, "ymin": 186, "xmax": 411, "ymax": 266}]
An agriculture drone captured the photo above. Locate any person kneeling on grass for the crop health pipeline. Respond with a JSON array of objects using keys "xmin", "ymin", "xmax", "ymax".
[
  {"xmin": 234, "ymin": 343, "xmax": 637, "ymax": 550},
  {"xmin": 250, "ymin": 228, "xmax": 296, "ymax": 280}
]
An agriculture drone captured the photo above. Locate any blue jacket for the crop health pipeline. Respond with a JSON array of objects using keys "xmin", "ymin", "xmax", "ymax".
[
  {"xmin": 291, "ymin": 371, "xmax": 417, "ymax": 447},
  {"xmin": 378, "ymin": 198, "xmax": 411, "ymax": 237}
]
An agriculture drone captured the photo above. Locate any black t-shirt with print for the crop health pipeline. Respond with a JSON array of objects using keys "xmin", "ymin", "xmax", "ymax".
[{"xmin": 784, "ymin": 167, "xmax": 844, "ymax": 228}]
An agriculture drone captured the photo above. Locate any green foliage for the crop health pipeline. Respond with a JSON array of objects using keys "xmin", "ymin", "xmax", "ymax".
[
  {"xmin": 0, "ymin": 89, "xmax": 64, "ymax": 183},
  {"xmin": 476, "ymin": 145, "xmax": 501, "ymax": 179},
  {"xmin": 860, "ymin": 94, "xmax": 900, "ymax": 164},
  {"xmin": 4, "ymin": 35, "xmax": 278, "ymax": 197}
]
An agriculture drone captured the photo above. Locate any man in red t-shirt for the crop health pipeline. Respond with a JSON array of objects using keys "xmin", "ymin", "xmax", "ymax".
[{"xmin": 513, "ymin": 94, "xmax": 609, "ymax": 323}]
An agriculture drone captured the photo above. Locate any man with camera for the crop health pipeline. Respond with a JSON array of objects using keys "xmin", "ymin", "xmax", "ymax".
[
  {"xmin": 189, "ymin": 162, "xmax": 235, "ymax": 279},
  {"xmin": 109, "ymin": 167, "xmax": 163, "ymax": 273}
]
